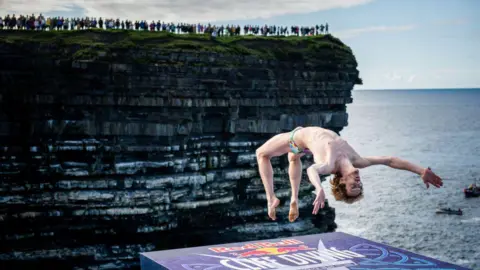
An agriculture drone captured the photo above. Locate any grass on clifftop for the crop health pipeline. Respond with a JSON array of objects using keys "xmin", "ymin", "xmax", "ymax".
[{"xmin": 0, "ymin": 29, "xmax": 356, "ymax": 62}]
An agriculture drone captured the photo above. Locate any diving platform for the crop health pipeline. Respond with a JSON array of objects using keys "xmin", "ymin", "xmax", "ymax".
[{"xmin": 140, "ymin": 232, "xmax": 470, "ymax": 270}]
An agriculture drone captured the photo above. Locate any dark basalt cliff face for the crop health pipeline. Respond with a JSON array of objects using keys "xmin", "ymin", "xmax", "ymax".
[{"xmin": 0, "ymin": 31, "xmax": 361, "ymax": 269}]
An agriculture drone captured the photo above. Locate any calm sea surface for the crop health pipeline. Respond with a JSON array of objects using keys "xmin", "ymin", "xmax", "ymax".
[{"xmin": 326, "ymin": 89, "xmax": 480, "ymax": 269}]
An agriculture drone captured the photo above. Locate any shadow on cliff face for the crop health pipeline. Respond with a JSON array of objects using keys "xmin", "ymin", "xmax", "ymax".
[{"xmin": 0, "ymin": 30, "xmax": 358, "ymax": 269}]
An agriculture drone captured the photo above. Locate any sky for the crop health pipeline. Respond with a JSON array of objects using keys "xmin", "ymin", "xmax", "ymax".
[{"xmin": 1, "ymin": 0, "xmax": 479, "ymax": 90}]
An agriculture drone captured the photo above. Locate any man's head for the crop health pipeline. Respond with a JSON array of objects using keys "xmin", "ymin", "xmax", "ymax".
[{"xmin": 330, "ymin": 168, "xmax": 364, "ymax": 204}]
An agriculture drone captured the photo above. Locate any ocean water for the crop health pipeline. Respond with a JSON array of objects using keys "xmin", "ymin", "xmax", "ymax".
[{"xmin": 325, "ymin": 89, "xmax": 480, "ymax": 269}]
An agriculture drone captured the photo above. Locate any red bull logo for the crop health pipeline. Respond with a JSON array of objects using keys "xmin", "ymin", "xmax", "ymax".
[
  {"xmin": 234, "ymin": 245, "xmax": 316, "ymax": 258},
  {"xmin": 209, "ymin": 239, "xmax": 304, "ymax": 253}
]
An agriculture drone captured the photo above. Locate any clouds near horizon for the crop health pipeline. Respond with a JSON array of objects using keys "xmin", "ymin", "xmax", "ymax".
[
  {"xmin": 336, "ymin": 24, "xmax": 416, "ymax": 39},
  {"xmin": 1, "ymin": 0, "xmax": 374, "ymax": 22}
]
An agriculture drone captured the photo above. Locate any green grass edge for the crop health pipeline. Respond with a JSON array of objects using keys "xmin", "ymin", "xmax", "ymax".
[{"xmin": 0, "ymin": 29, "xmax": 358, "ymax": 63}]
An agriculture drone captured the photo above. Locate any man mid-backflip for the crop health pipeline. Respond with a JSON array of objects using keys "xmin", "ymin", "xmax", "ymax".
[{"xmin": 255, "ymin": 126, "xmax": 443, "ymax": 222}]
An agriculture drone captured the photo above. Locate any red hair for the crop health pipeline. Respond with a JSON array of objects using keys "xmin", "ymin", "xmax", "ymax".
[{"xmin": 329, "ymin": 172, "xmax": 364, "ymax": 204}]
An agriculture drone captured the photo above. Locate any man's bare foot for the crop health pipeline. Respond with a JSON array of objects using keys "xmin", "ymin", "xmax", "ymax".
[
  {"xmin": 289, "ymin": 201, "xmax": 299, "ymax": 222},
  {"xmin": 267, "ymin": 198, "xmax": 280, "ymax": 220}
]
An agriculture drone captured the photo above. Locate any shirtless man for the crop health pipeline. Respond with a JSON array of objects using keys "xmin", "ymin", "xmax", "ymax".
[{"xmin": 255, "ymin": 126, "xmax": 443, "ymax": 222}]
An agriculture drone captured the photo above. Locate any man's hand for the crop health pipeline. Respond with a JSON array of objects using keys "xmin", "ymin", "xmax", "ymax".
[
  {"xmin": 312, "ymin": 189, "xmax": 325, "ymax": 214},
  {"xmin": 421, "ymin": 167, "xmax": 443, "ymax": 188}
]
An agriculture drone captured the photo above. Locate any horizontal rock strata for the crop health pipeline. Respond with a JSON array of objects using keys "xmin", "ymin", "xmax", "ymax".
[{"xmin": 0, "ymin": 31, "xmax": 360, "ymax": 269}]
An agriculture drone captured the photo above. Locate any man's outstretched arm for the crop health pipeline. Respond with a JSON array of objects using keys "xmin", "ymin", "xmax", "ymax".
[
  {"xmin": 354, "ymin": 156, "xmax": 443, "ymax": 188},
  {"xmin": 354, "ymin": 156, "xmax": 423, "ymax": 174}
]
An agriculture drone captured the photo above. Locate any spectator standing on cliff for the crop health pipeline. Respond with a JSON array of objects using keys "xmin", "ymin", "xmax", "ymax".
[
  {"xmin": 325, "ymin": 23, "xmax": 329, "ymax": 33},
  {"xmin": 2, "ymin": 15, "xmax": 7, "ymax": 29},
  {"xmin": 10, "ymin": 14, "xmax": 16, "ymax": 29},
  {"xmin": 25, "ymin": 14, "xmax": 30, "ymax": 30},
  {"xmin": 40, "ymin": 14, "xmax": 46, "ymax": 30},
  {"xmin": 64, "ymin": 18, "xmax": 69, "ymax": 30},
  {"xmin": 12, "ymin": 15, "xmax": 17, "ymax": 30},
  {"xmin": 255, "ymin": 126, "xmax": 443, "ymax": 222},
  {"xmin": 34, "ymin": 15, "xmax": 40, "ymax": 30},
  {"xmin": 15, "ymin": 14, "xmax": 21, "ymax": 30},
  {"xmin": 4, "ymin": 15, "xmax": 10, "ymax": 29},
  {"xmin": 98, "ymin": 17, "xmax": 103, "ymax": 29},
  {"xmin": 76, "ymin": 18, "xmax": 82, "ymax": 30},
  {"xmin": 292, "ymin": 25, "xmax": 299, "ymax": 36},
  {"xmin": 57, "ymin": 17, "xmax": 63, "ymax": 30},
  {"xmin": 91, "ymin": 18, "xmax": 97, "ymax": 28}
]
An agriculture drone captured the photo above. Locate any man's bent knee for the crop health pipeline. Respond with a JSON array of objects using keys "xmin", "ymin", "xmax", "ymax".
[
  {"xmin": 287, "ymin": 152, "xmax": 296, "ymax": 163},
  {"xmin": 288, "ymin": 152, "xmax": 304, "ymax": 163},
  {"xmin": 256, "ymin": 148, "xmax": 270, "ymax": 161}
]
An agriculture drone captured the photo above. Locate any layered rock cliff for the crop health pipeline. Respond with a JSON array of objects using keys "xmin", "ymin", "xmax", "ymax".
[{"xmin": 0, "ymin": 30, "xmax": 361, "ymax": 269}]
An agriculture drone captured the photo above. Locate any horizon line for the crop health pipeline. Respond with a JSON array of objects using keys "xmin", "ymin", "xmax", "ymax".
[{"xmin": 354, "ymin": 87, "xmax": 480, "ymax": 91}]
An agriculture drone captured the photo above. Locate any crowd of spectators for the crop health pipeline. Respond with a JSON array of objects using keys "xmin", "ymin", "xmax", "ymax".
[{"xmin": 0, "ymin": 13, "xmax": 330, "ymax": 36}]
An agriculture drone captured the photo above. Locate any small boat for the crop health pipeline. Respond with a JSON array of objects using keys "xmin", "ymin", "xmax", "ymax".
[
  {"xmin": 435, "ymin": 208, "xmax": 463, "ymax": 216},
  {"xmin": 464, "ymin": 184, "xmax": 480, "ymax": 198}
]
